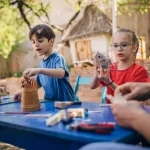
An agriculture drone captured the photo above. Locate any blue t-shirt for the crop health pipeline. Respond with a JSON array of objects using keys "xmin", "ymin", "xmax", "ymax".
[{"xmin": 36, "ymin": 52, "xmax": 75, "ymax": 101}]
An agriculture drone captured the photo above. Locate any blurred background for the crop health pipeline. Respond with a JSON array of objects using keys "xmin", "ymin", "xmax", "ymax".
[{"xmin": 0, "ymin": 0, "xmax": 150, "ymax": 103}]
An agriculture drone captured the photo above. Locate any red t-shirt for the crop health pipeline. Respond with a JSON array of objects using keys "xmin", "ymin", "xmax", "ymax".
[{"xmin": 99, "ymin": 63, "xmax": 148, "ymax": 103}]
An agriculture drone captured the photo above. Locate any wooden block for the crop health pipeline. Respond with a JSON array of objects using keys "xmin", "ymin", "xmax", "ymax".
[
  {"xmin": 46, "ymin": 110, "xmax": 66, "ymax": 126},
  {"xmin": 67, "ymin": 108, "xmax": 85, "ymax": 118},
  {"xmin": 54, "ymin": 101, "xmax": 67, "ymax": 108}
]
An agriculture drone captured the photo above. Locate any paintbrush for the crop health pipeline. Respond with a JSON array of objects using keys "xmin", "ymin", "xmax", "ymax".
[{"xmin": 0, "ymin": 112, "xmax": 32, "ymax": 114}]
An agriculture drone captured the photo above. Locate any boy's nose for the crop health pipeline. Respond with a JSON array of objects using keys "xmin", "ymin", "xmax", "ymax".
[{"xmin": 35, "ymin": 42, "xmax": 40, "ymax": 47}]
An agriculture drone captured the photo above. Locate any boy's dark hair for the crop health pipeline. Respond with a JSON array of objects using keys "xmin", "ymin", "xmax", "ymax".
[
  {"xmin": 29, "ymin": 24, "xmax": 55, "ymax": 41},
  {"xmin": 116, "ymin": 28, "xmax": 139, "ymax": 51}
]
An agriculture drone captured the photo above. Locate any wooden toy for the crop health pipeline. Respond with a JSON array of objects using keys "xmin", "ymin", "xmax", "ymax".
[
  {"xmin": 21, "ymin": 79, "xmax": 40, "ymax": 112},
  {"xmin": 0, "ymin": 87, "xmax": 9, "ymax": 103},
  {"xmin": 54, "ymin": 101, "xmax": 81, "ymax": 108},
  {"xmin": 46, "ymin": 110, "xmax": 66, "ymax": 126},
  {"xmin": 94, "ymin": 52, "xmax": 112, "ymax": 69}
]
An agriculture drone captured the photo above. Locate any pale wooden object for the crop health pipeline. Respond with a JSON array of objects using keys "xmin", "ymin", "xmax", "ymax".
[
  {"xmin": 54, "ymin": 101, "xmax": 74, "ymax": 108},
  {"xmin": 24, "ymin": 114, "xmax": 52, "ymax": 118},
  {"xmin": 21, "ymin": 81, "xmax": 40, "ymax": 112},
  {"xmin": 46, "ymin": 110, "xmax": 66, "ymax": 126},
  {"xmin": 67, "ymin": 108, "xmax": 85, "ymax": 118},
  {"xmin": 0, "ymin": 87, "xmax": 9, "ymax": 103}
]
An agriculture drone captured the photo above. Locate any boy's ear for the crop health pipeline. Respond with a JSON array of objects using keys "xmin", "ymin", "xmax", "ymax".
[{"xmin": 49, "ymin": 38, "xmax": 55, "ymax": 46}]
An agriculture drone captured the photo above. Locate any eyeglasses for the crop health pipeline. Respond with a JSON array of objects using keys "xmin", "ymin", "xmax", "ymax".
[{"xmin": 111, "ymin": 43, "xmax": 133, "ymax": 50}]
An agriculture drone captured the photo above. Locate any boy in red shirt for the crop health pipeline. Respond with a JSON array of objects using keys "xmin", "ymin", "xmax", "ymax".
[{"xmin": 90, "ymin": 28, "xmax": 148, "ymax": 103}]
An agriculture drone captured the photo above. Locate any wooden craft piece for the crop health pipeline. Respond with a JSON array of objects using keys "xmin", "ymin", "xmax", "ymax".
[
  {"xmin": 54, "ymin": 101, "xmax": 81, "ymax": 108},
  {"xmin": 0, "ymin": 87, "xmax": 9, "ymax": 103},
  {"xmin": 24, "ymin": 114, "xmax": 52, "ymax": 118},
  {"xmin": 21, "ymin": 79, "xmax": 40, "ymax": 112},
  {"xmin": 46, "ymin": 110, "xmax": 66, "ymax": 126},
  {"xmin": 67, "ymin": 108, "xmax": 85, "ymax": 118},
  {"xmin": 94, "ymin": 52, "xmax": 112, "ymax": 69}
]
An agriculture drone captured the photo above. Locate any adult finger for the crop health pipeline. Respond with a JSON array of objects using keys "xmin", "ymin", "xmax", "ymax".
[
  {"xmin": 123, "ymin": 90, "xmax": 137, "ymax": 100},
  {"xmin": 115, "ymin": 83, "xmax": 131, "ymax": 96}
]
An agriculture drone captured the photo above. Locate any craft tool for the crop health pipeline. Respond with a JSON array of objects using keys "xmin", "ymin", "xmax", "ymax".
[
  {"xmin": 68, "ymin": 122, "xmax": 115, "ymax": 134},
  {"xmin": 54, "ymin": 101, "xmax": 81, "ymax": 108},
  {"xmin": 100, "ymin": 104, "xmax": 112, "ymax": 107},
  {"xmin": 0, "ymin": 112, "xmax": 32, "ymax": 114},
  {"xmin": 24, "ymin": 114, "xmax": 52, "ymax": 118}
]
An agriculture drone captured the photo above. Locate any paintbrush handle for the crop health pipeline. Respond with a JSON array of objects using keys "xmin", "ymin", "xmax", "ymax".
[{"xmin": 0, "ymin": 112, "xmax": 32, "ymax": 114}]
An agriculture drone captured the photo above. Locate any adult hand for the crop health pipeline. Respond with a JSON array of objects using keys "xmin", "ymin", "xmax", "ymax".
[
  {"xmin": 111, "ymin": 101, "xmax": 145, "ymax": 128},
  {"xmin": 115, "ymin": 82, "xmax": 150, "ymax": 101},
  {"xmin": 23, "ymin": 68, "xmax": 41, "ymax": 80}
]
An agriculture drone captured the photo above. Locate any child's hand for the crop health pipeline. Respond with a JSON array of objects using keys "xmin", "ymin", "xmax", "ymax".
[
  {"xmin": 14, "ymin": 91, "xmax": 22, "ymax": 101},
  {"xmin": 21, "ymin": 77, "xmax": 36, "ymax": 87},
  {"xmin": 96, "ymin": 65, "xmax": 112, "ymax": 84},
  {"xmin": 23, "ymin": 68, "xmax": 41, "ymax": 80}
]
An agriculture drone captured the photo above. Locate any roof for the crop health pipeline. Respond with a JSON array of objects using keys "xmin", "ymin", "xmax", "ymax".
[{"xmin": 62, "ymin": 4, "xmax": 112, "ymax": 41}]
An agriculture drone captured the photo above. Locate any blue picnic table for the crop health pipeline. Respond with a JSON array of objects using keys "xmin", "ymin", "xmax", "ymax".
[{"xmin": 0, "ymin": 101, "xmax": 140, "ymax": 150}]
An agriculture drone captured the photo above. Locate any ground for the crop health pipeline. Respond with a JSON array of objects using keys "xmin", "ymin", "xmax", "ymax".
[{"xmin": 0, "ymin": 142, "xmax": 24, "ymax": 150}]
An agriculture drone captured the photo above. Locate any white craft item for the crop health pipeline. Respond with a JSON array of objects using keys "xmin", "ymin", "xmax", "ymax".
[
  {"xmin": 46, "ymin": 110, "xmax": 66, "ymax": 126},
  {"xmin": 24, "ymin": 114, "xmax": 52, "ymax": 118}
]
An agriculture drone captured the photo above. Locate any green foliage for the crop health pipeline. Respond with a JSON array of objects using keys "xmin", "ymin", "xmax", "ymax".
[
  {"xmin": 0, "ymin": 7, "xmax": 25, "ymax": 58},
  {"xmin": 0, "ymin": 0, "xmax": 51, "ymax": 58},
  {"xmin": 24, "ymin": 0, "xmax": 52, "ymax": 24},
  {"xmin": 101, "ymin": 0, "xmax": 150, "ymax": 14},
  {"xmin": 65, "ymin": 0, "xmax": 84, "ymax": 11},
  {"xmin": 116, "ymin": 0, "xmax": 150, "ymax": 15},
  {"xmin": 68, "ymin": 65, "xmax": 74, "ymax": 72},
  {"xmin": 0, "ymin": 0, "xmax": 9, "ymax": 7},
  {"xmin": 66, "ymin": 0, "xmax": 150, "ymax": 14},
  {"xmin": 13, "ymin": 72, "xmax": 23, "ymax": 78},
  {"xmin": 1, "ymin": 71, "xmax": 23, "ymax": 78}
]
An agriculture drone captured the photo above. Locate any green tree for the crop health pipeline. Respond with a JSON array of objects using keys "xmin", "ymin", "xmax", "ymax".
[
  {"xmin": 0, "ymin": 7, "xmax": 25, "ymax": 58},
  {"xmin": 1, "ymin": 0, "xmax": 150, "ymax": 58},
  {"xmin": 0, "ymin": 0, "xmax": 51, "ymax": 58},
  {"xmin": 116, "ymin": 0, "xmax": 150, "ymax": 14},
  {"xmin": 66, "ymin": 0, "xmax": 150, "ymax": 14}
]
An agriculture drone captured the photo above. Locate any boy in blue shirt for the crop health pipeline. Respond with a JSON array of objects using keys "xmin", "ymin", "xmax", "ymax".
[{"xmin": 14, "ymin": 24, "xmax": 75, "ymax": 101}]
